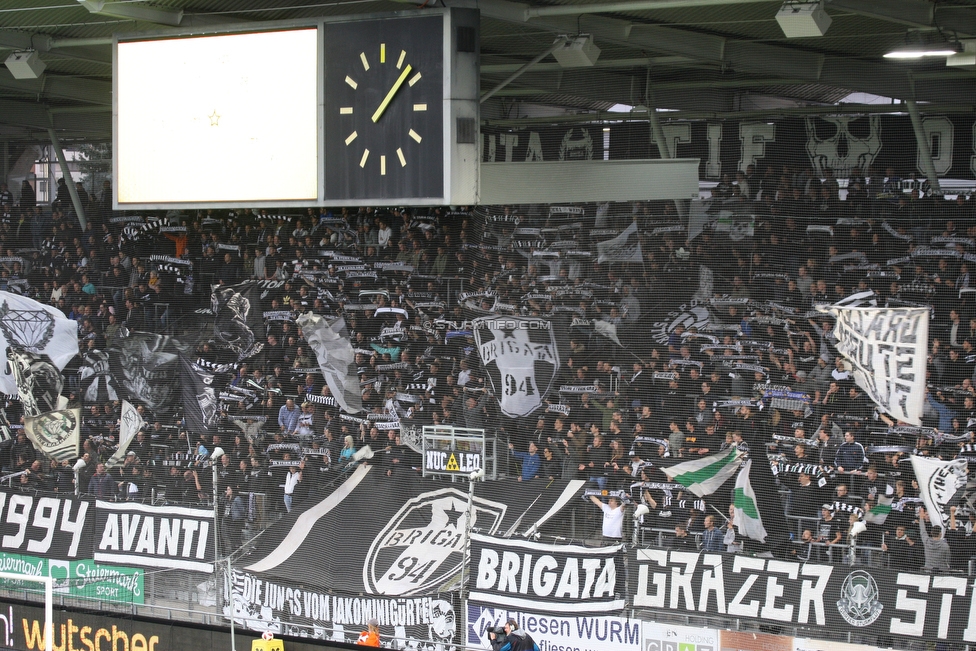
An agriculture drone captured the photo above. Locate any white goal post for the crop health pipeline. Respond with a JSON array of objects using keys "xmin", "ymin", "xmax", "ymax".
[{"xmin": 0, "ymin": 572, "xmax": 53, "ymax": 651}]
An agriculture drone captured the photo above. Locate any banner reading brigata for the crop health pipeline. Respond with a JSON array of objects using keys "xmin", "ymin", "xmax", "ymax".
[
  {"xmin": 470, "ymin": 534, "xmax": 624, "ymax": 614},
  {"xmin": 630, "ymin": 549, "xmax": 976, "ymax": 645}
]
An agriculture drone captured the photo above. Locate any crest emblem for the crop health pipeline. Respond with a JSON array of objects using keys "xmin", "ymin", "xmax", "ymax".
[
  {"xmin": 473, "ymin": 317, "xmax": 558, "ymax": 418},
  {"xmin": 363, "ymin": 488, "xmax": 506, "ymax": 596},
  {"xmin": 836, "ymin": 570, "xmax": 883, "ymax": 627}
]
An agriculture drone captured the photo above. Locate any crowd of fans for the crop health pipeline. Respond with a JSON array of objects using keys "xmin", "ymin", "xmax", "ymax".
[{"xmin": 0, "ymin": 165, "xmax": 975, "ymax": 572}]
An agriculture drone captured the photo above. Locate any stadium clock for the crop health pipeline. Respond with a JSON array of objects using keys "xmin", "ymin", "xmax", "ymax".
[{"xmin": 323, "ymin": 11, "xmax": 478, "ymax": 205}]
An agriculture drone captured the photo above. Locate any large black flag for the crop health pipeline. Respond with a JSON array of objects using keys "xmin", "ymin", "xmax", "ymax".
[
  {"xmin": 108, "ymin": 331, "xmax": 186, "ymax": 413},
  {"xmin": 212, "ymin": 281, "xmax": 265, "ymax": 360},
  {"xmin": 244, "ymin": 466, "xmax": 584, "ymax": 595}
]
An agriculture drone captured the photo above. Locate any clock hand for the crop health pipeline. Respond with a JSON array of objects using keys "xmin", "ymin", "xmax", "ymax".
[{"xmin": 371, "ymin": 64, "xmax": 413, "ymax": 123}]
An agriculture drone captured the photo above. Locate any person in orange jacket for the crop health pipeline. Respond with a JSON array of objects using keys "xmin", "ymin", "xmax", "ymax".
[{"xmin": 356, "ymin": 618, "xmax": 380, "ymax": 647}]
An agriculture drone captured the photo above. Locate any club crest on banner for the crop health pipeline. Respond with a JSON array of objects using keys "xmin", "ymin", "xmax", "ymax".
[
  {"xmin": 836, "ymin": 570, "xmax": 882, "ymax": 627},
  {"xmin": 363, "ymin": 488, "xmax": 507, "ymax": 596},
  {"xmin": 473, "ymin": 317, "xmax": 558, "ymax": 418}
]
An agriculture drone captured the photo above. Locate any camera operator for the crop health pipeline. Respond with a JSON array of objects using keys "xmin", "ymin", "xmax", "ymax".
[{"xmin": 489, "ymin": 619, "xmax": 539, "ymax": 651}]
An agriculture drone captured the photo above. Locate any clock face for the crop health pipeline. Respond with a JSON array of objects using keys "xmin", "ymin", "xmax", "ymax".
[{"xmin": 324, "ymin": 16, "xmax": 445, "ymax": 202}]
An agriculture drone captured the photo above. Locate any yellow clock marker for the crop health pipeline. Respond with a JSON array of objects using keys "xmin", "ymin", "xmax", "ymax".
[
  {"xmin": 371, "ymin": 64, "xmax": 412, "ymax": 123},
  {"xmin": 396, "ymin": 50, "xmax": 406, "ymax": 70},
  {"xmin": 409, "ymin": 129, "xmax": 422, "ymax": 143},
  {"xmin": 413, "ymin": 104, "xmax": 427, "ymax": 112},
  {"xmin": 340, "ymin": 107, "xmax": 353, "ymax": 115},
  {"xmin": 345, "ymin": 76, "xmax": 358, "ymax": 89},
  {"xmin": 359, "ymin": 149, "xmax": 370, "ymax": 168},
  {"xmin": 380, "ymin": 155, "xmax": 387, "ymax": 176},
  {"xmin": 360, "ymin": 52, "xmax": 370, "ymax": 71},
  {"xmin": 408, "ymin": 72, "xmax": 422, "ymax": 87},
  {"xmin": 380, "ymin": 43, "xmax": 386, "ymax": 63},
  {"xmin": 397, "ymin": 148, "xmax": 406, "ymax": 167},
  {"xmin": 345, "ymin": 131, "xmax": 358, "ymax": 145}
]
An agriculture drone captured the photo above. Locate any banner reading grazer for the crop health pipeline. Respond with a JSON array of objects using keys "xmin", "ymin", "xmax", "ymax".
[
  {"xmin": 469, "ymin": 534, "xmax": 624, "ymax": 614},
  {"xmin": 819, "ymin": 306, "xmax": 928, "ymax": 425},
  {"xmin": 630, "ymin": 549, "xmax": 976, "ymax": 645}
]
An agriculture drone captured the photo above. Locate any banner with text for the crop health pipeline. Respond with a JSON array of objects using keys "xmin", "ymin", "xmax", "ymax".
[
  {"xmin": 229, "ymin": 568, "xmax": 458, "ymax": 647},
  {"xmin": 0, "ymin": 551, "xmax": 143, "ymax": 604},
  {"xmin": 630, "ymin": 549, "xmax": 976, "ymax": 645},
  {"xmin": 94, "ymin": 501, "xmax": 215, "ymax": 573},
  {"xmin": 469, "ymin": 534, "xmax": 624, "ymax": 614}
]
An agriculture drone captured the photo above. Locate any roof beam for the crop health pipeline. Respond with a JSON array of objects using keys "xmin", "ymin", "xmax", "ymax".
[
  {"xmin": 425, "ymin": 0, "xmax": 975, "ymax": 104},
  {"xmin": 829, "ymin": 0, "xmax": 976, "ymax": 37},
  {"xmin": 0, "ymin": 72, "xmax": 111, "ymax": 105}
]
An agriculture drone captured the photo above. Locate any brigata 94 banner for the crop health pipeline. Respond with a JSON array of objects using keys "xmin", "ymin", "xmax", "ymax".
[{"xmin": 630, "ymin": 549, "xmax": 976, "ymax": 645}]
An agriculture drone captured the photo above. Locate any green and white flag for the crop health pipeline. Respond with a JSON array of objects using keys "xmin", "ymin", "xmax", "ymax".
[
  {"xmin": 664, "ymin": 446, "xmax": 742, "ymax": 497},
  {"xmin": 733, "ymin": 459, "xmax": 767, "ymax": 543},
  {"xmin": 865, "ymin": 495, "xmax": 893, "ymax": 525}
]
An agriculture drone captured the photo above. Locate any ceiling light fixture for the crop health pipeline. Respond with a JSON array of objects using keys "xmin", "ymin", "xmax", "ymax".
[{"xmin": 884, "ymin": 29, "xmax": 962, "ymax": 59}]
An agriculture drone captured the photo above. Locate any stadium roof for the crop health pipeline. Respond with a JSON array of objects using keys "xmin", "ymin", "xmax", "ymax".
[{"xmin": 0, "ymin": 0, "xmax": 974, "ymax": 143}]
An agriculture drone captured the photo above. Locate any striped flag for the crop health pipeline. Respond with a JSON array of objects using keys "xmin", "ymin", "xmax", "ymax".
[
  {"xmin": 865, "ymin": 495, "xmax": 893, "ymax": 525},
  {"xmin": 664, "ymin": 447, "xmax": 743, "ymax": 497},
  {"xmin": 733, "ymin": 459, "xmax": 767, "ymax": 543}
]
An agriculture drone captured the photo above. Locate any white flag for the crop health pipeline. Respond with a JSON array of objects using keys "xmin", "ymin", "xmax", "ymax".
[
  {"xmin": 819, "ymin": 305, "xmax": 927, "ymax": 425},
  {"xmin": 910, "ymin": 455, "xmax": 968, "ymax": 530},
  {"xmin": 297, "ymin": 313, "xmax": 362, "ymax": 414},
  {"xmin": 0, "ymin": 291, "xmax": 79, "ymax": 397},
  {"xmin": 106, "ymin": 400, "xmax": 146, "ymax": 468},
  {"xmin": 596, "ymin": 222, "xmax": 642, "ymax": 263},
  {"xmin": 733, "ymin": 459, "xmax": 767, "ymax": 542}
]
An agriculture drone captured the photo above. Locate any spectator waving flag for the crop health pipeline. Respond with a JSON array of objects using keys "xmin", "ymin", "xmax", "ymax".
[
  {"xmin": 733, "ymin": 459, "xmax": 767, "ymax": 542},
  {"xmin": 818, "ymin": 304, "xmax": 928, "ymax": 425},
  {"xmin": 663, "ymin": 447, "xmax": 743, "ymax": 497},
  {"xmin": 596, "ymin": 221, "xmax": 642, "ymax": 263},
  {"xmin": 865, "ymin": 494, "xmax": 894, "ymax": 525},
  {"xmin": 297, "ymin": 313, "xmax": 362, "ymax": 414},
  {"xmin": 910, "ymin": 455, "xmax": 968, "ymax": 530},
  {"xmin": 106, "ymin": 400, "xmax": 147, "ymax": 468}
]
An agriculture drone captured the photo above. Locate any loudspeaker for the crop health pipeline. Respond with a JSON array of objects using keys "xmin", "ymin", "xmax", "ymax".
[
  {"xmin": 552, "ymin": 35, "xmax": 601, "ymax": 68},
  {"xmin": 5, "ymin": 51, "xmax": 46, "ymax": 80},
  {"xmin": 775, "ymin": 2, "xmax": 832, "ymax": 38}
]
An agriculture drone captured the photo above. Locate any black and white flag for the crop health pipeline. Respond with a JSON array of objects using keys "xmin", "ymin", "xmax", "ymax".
[
  {"xmin": 596, "ymin": 222, "xmax": 642, "ymax": 264},
  {"xmin": 106, "ymin": 400, "xmax": 146, "ymax": 468},
  {"xmin": 0, "ymin": 291, "xmax": 79, "ymax": 397},
  {"xmin": 180, "ymin": 355, "xmax": 221, "ymax": 438},
  {"xmin": 212, "ymin": 281, "xmax": 266, "ymax": 360},
  {"xmin": 910, "ymin": 455, "xmax": 968, "ymax": 530},
  {"xmin": 473, "ymin": 316, "xmax": 559, "ymax": 418},
  {"xmin": 820, "ymin": 305, "xmax": 928, "ymax": 425},
  {"xmin": 78, "ymin": 349, "xmax": 119, "ymax": 404},
  {"xmin": 7, "ymin": 347, "xmax": 64, "ymax": 416},
  {"xmin": 23, "ymin": 408, "xmax": 81, "ymax": 462},
  {"xmin": 108, "ymin": 332, "xmax": 186, "ymax": 413},
  {"xmin": 297, "ymin": 313, "xmax": 362, "ymax": 414}
]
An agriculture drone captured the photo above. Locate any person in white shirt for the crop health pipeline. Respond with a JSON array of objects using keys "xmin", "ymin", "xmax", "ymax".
[
  {"xmin": 283, "ymin": 462, "xmax": 303, "ymax": 512},
  {"xmin": 589, "ymin": 495, "xmax": 623, "ymax": 540}
]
